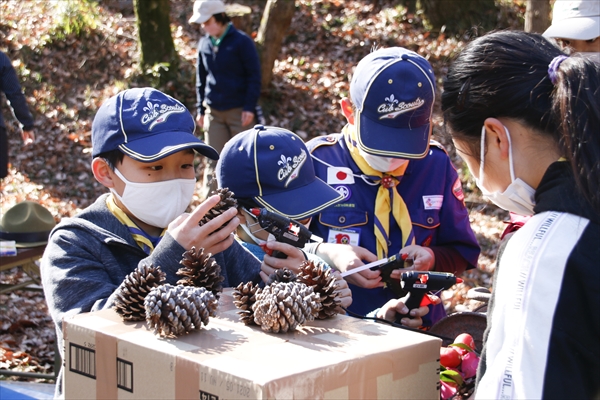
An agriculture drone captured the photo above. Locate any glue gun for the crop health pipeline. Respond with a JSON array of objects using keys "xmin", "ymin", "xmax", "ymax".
[
  {"xmin": 395, "ymin": 271, "xmax": 463, "ymax": 323},
  {"xmin": 250, "ymin": 208, "xmax": 322, "ymax": 259}
]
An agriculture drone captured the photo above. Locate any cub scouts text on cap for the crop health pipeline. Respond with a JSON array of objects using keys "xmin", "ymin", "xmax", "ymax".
[
  {"xmin": 217, "ymin": 125, "xmax": 343, "ymax": 220},
  {"xmin": 92, "ymin": 87, "xmax": 218, "ymax": 162},
  {"xmin": 351, "ymin": 47, "xmax": 436, "ymax": 159}
]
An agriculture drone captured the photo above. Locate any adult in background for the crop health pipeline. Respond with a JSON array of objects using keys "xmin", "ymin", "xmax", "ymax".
[
  {"xmin": 543, "ymin": 0, "xmax": 600, "ymax": 62},
  {"xmin": 442, "ymin": 30, "xmax": 599, "ymax": 399},
  {"xmin": 189, "ymin": 0, "xmax": 261, "ymax": 199},
  {"xmin": 0, "ymin": 51, "xmax": 35, "ymax": 179}
]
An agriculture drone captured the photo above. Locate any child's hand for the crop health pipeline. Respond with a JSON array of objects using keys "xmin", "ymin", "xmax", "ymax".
[
  {"xmin": 168, "ymin": 194, "xmax": 239, "ymax": 255},
  {"xmin": 259, "ymin": 241, "xmax": 306, "ymax": 282},
  {"xmin": 390, "ymin": 245, "xmax": 435, "ymax": 279},
  {"xmin": 316, "ymin": 243, "xmax": 382, "ymax": 289},
  {"xmin": 331, "ymin": 270, "xmax": 353, "ymax": 310},
  {"xmin": 376, "ymin": 293, "xmax": 441, "ymax": 327}
]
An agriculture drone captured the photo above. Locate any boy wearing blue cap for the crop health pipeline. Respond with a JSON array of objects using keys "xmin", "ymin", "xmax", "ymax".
[
  {"xmin": 41, "ymin": 88, "xmax": 261, "ymax": 397},
  {"xmin": 306, "ymin": 47, "xmax": 480, "ymax": 324},
  {"xmin": 216, "ymin": 124, "xmax": 353, "ymax": 310}
]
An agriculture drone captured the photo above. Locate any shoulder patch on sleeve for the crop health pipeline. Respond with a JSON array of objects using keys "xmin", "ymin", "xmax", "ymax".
[
  {"xmin": 307, "ymin": 134, "xmax": 340, "ymax": 152},
  {"xmin": 452, "ymin": 177, "xmax": 465, "ymax": 202},
  {"xmin": 429, "ymin": 139, "xmax": 449, "ymax": 156}
]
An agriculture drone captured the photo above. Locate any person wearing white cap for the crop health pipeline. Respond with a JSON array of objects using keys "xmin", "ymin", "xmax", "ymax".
[
  {"xmin": 543, "ymin": 0, "xmax": 600, "ymax": 60},
  {"xmin": 189, "ymin": 0, "xmax": 261, "ymax": 200}
]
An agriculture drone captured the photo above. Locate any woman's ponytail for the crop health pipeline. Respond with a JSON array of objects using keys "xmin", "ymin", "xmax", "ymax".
[{"xmin": 551, "ymin": 55, "xmax": 600, "ymax": 213}]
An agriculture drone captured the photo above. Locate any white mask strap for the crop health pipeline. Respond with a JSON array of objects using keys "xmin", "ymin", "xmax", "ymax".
[
  {"xmin": 504, "ymin": 125, "xmax": 516, "ymax": 182},
  {"xmin": 479, "ymin": 126, "xmax": 486, "ymax": 186}
]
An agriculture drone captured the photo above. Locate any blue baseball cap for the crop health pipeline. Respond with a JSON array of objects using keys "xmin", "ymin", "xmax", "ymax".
[
  {"xmin": 216, "ymin": 125, "xmax": 343, "ymax": 220},
  {"xmin": 92, "ymin": 87, "xmax": 218, "ymax": 162},
  {"xmin": 351, "ymin": 47, "xmax": 436, "ymax": 159}
]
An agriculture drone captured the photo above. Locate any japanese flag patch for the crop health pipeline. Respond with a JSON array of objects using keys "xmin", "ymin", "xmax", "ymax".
[{"xmin": 327, "ymin": 167, "xmax": 355, "ymax": 185}]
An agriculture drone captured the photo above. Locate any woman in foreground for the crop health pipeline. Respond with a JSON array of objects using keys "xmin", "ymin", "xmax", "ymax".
[{"xmin": 441, "ymin": 30, "xmax": 600, "ymax": 399}]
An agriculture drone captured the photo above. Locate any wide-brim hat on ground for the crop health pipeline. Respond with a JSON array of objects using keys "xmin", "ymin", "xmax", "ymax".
[
  {"xmin": 216, "ymin": 124, "xmax": 344, "ymax": 220},
  {"xmin": 543, "ymin": 0, "xmax": 600, "ymax": 40},
  {"xmin": 0, "ymin": 201, "xmax": 56, "ymax": 247},
  {"xmin": 189, "ymin": 0, "xmax": 226, "ymax": 24},
  {"xmin": 92, "ymin": 87, "xmax": 218, "ymax": 162},
  {"xmin": 351, "ymin": 47, "xmax": 436, "ymax": 159}
]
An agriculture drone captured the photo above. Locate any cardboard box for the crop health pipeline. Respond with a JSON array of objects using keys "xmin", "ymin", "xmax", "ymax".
[{"xmin": 63, "ymin": 289, "xmax": 441, "ymax": 399}]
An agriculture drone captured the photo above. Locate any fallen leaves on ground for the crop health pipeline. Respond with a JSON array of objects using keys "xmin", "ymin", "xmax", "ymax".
[{"xmin": 0, "ymin": 0, "xmax": 521, "ymax": 380}]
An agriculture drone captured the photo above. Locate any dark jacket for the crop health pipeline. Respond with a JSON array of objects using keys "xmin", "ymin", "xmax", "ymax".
[
  {"xmin": 0, "ymin": 51, "xmax": 34, "ymax": 131},
  {"xmin": 475, "ymin": 161, "xmax": 600, "ymax": 399},
  {"xmin": 195, "ymin": 24, "xmax": 261, "ymax": 115}
]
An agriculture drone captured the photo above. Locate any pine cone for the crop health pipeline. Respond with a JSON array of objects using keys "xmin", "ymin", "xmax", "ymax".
[
  {"xmin": 252, "ymin": 281, "xmax": 321, "ymax": 333},
  {"xmin": 144, "ymin": 284, "xmax": 218, "ymax": 337},
  {"xmin": 198, "ymin": 187, "xmax": 238, "ymax": 227},
  {"xmin": 265, "ymin": 268, "xmax": 297, "ymax": 286},
  {"xmin": 298, "ymin": 260, "xmax": 340, "ymax": 319},
  {"xmin": 177, "ymin": 246, "xmax": 224, "ymax": 299},
  {"xmin": 114, "ymin": 263, "xmax": 166, "ymax": 321},
  {"xmin": 232, "ymin": 281, "xmax": 262, "ymax": 325}
]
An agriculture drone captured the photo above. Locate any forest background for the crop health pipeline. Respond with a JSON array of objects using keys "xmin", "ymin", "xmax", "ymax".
[{"xmin": 1, "ymin": 0, "xmax": 542, "ymax": 378}]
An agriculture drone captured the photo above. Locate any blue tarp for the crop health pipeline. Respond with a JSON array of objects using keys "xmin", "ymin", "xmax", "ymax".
[{"xmin": 0, "ymin": 381, "xmax": 55, "ymax": 400}]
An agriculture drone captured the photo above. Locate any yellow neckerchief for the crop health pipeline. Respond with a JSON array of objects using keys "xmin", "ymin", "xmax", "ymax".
[
  {"xmin": 343, "ymin": 124, "xmax": 416, "ymax": 259},
  {"xmin": 106, "ymin": 195, "xmax": 165, "ymax": 255}
]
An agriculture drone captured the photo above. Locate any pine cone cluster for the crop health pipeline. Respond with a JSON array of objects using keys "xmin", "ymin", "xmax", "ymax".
[
  {"xmin": 198, "ymin": 187, "xmax": 238, "ymax": 227},
  {"xmin": 144, "ymin": 284, "xmax": 218, "ymax": 337},
  {"xmin": 297, "ymin": 260, "xmax": 341, "ymax": 319},
  {"xmin": 177, "ymin": 246, "xmax": 224, "ymax": 299},
  {"xmin": 114, "ymin": 263, "xmax": 166, "ymax": 321},
  {"xmin": 265, "ymin": 268, "xmax": 297, "ymax": 286},
  {"xmin": 252, "ymin": 281, "xmax": 321, "ymax": 333},
  {"xmin": 232, "ymin": 281, "xmax": 262, "ymax": 325}
]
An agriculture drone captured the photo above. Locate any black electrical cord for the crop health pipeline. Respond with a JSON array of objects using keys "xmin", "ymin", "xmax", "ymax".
[{"xmin": 341, "ymin": 306, "xmax": 453, "ymax": 342}]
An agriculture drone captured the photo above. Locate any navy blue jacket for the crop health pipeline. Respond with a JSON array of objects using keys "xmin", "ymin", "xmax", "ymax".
[
  {"xmin": 195, "ymin": 24, "xmax": 261, "ymax": 115},
  {"xmin": 0, "ymin": 51, "xmax": 34, "ymax": 131}
]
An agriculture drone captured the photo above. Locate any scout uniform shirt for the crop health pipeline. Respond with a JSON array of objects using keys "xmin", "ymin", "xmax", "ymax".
[{"xmin": 307, "ymin": 133, "xmax": 480, "ymax": 318}]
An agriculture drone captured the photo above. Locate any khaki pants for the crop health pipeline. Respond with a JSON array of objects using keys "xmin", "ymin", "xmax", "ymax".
[{"xmin": 199, "ymin": 106, "xmax": 254, "ymax": 200}]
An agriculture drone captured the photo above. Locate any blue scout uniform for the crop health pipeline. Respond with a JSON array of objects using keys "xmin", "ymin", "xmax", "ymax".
[{"xmin": 307, "ymin": 133, "xmax": 480, "ymax": 318}]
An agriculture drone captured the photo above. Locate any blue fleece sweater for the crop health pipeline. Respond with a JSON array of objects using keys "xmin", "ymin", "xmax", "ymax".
[
  {"xmin": 195, "ymin": 24, "xmax": 261, "ymax": 115},
  {"xmin": 41, "ymin": 193, "xmax": 261, "ymax": 397}
]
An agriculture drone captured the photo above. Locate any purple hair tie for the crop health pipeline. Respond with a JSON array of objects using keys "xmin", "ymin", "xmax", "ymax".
[{"xmin": 548, "ymin": 55, "xmax": 568, "ymax": 84}]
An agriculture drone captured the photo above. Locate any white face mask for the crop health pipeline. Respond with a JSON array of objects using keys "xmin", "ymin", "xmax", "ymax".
[
  {"xmin": 475, "ymin": 125, "xmax": 536, "ymax": 216},
  {"xmin": 359, "ymin": 148, "xmax": 409, "ymax": 172},
  {"xmin": 110, "ymin": 168, "xmax": 196, "ymax": 228}
]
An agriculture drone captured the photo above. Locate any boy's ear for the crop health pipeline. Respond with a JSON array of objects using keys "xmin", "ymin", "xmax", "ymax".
[
  {"xmin": 91, "ymin": 158, "xmax": 115, "ymax": 188},
  {"xmin": 340, "ymin": 98, "xmax": 355, "ymax": 125}
]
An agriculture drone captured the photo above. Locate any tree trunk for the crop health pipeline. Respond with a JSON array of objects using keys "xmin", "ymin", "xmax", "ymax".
[
  {"xmin": 255, "ymin": 0, "xmax": 295, "ymax": 93},
  {"xmin": 524, "ymin": 0, "xmax": 551, "ymax": 33},
  {"xmin": 418, "ymin": 0, "xmax": 497, "ymax": 35},
  {"xmin": 133, "ymin": 0, "xmax": 177, "ymax": 72}
]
